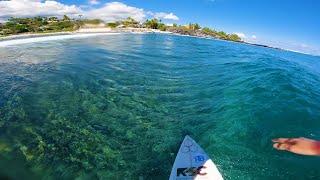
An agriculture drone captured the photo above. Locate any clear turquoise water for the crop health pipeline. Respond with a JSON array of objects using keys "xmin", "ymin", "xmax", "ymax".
[{"xmin": 0, "ymin": 34, "xmax": 320, "ymax": 179}]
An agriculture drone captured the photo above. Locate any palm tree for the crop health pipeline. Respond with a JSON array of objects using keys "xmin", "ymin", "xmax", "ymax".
[
  {"xmin": 63, "ymin": 15, "xmax": 71, "ymax": 21},
  {"xmin": 144, "ymin": 18, "xmax": 159, "ymax": 29}
]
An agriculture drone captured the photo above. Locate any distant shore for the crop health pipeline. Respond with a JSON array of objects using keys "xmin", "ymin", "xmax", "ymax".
[
  {"xmin": 0, "ymin": 27, "xmax": 286, "ymax": 53},
  {"xmin": 0, "ymin": 28, "xmax": 168, "ymax": 41}
]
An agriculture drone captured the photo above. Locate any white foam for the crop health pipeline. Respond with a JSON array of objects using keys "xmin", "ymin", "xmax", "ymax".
[
  {"xmin": 129, "ymin": 31, "xmax": 148, "ymax": 34},
  {"xmin": 0, "ymin": 33, "xmax": 120, "ymax": 47}
]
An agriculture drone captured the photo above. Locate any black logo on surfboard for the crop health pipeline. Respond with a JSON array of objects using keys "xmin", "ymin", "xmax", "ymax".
[{"xmin": 177, "ymin": 166, "xmax": 207, "ymax": 176}]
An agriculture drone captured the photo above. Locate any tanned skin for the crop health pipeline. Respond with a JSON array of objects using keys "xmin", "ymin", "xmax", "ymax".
[{"xmin": 272, "ymin": 137, "xmax": 320, "ymax": 156}]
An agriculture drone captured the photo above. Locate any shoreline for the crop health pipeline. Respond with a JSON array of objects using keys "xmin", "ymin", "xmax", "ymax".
[
  {"xmin": 0, "ymin": 28, "xmax": 170, "ymax": 42},
  {"xmin": 0, "ymin": 31, "xmax": 77, "ymax": 41},
  {"xmin": 0, "ymin": 32, "xmax": 122, "ymax": 47},
  {"xmin": 0, "ymin": 28, "xmax": 317, "ymax": 57}
]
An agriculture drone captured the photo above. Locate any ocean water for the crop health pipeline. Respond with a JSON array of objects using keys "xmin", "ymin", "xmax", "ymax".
[{"xmin": 0, "ymin": 33, "xmax": 320, "ymax": 179}]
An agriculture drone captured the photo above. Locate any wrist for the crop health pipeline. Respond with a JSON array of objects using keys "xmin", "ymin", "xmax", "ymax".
[{"xmin": 312, "ymin": 141, "xmax": 320, "ymax": 155}]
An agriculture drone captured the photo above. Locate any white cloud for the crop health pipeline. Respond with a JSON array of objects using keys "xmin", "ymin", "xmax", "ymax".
[
  {"xmin": 234, "ymin": 32, "xmax": 246, "ymax": 39},
  {"xmin": 89, "ymin": 0, "xmax": 100, "ymax": 5},
  {"xmin": 233, "ymin": 33, "xmax": 257, "ymax": 42},
  {"xmin": 153, "ymin": 12, "xmax": 179, "ymax": 21},
  {"xmin": 268, "ymin": 41, "xmax": 320, "ymax": 56},
  {"xmin": 86, "ymin": 2, "xmax": 146, "ymax": 22},
  {"xmin": 0, "ymin": 0, "xmax": 82, "ymax": 21},
  {"xmin": 0, "ymin": 1, "xmax": 179, "ymax": 23}
]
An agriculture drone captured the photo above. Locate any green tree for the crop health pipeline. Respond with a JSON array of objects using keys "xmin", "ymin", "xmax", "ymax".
[
  {"xmin": 107, "ymin": 22, "xmax": 119, "ymax": 28},
  {"xmin": 14, "ymin": 24, "xmax": 29, "ymax": 33},
  {"xmin": 158, "ymin": 23, "xmax": 167, "ymax": 31},
  {"xmin": 202, "ymin": 27, "xmax": 218, "ymax": 36},
  {"xmin": 228, "ymin": 34, "xmax": 241, "ymax": 42},
  {"xmin": 4, "ymin": 18, "xmax": 29, "ymax": 33},
  {"xmin": 217, "ymin": 31, "xmax": 228, "ymax": 39},
  {"xmin": 122, "ymin": 17, "xmax": 139, "ymax": 27},
  {"xmin": 193, "ymin": 23, "xmax": 201, "ymax": 30},
  {"xmin": 144, "ymin": 19, "xmax": 159, "ymax": 29},
  {"xmin": 62, "ymin": 15, "xmax": 71, "ymax": 21},
  {"xmin": 48, "ymin": 17, "xmax": 58, "ymax": 22},
  {"xmin": 188, "ymin": 23, "xmax": 201, "ymax": 31}
]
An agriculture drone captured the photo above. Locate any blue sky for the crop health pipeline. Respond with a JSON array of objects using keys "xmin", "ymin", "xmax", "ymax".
[
  {"xmin": 63, "ymin": 0, "xmax": 320, "ymax": 55},
  {"xmin": 1, "ymin": 0, "xmax": 319, "ymax": 55}
]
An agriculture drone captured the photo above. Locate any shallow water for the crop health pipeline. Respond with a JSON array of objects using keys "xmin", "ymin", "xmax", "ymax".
[{"xmin": 0, "ymin": 34, "xmax": 320, "ymax": 179}]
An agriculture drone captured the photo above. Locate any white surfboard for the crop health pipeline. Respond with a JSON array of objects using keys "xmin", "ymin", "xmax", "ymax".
[{"xmin": 169, "ymin": 135, "xmax": 223, "ymax": 180}]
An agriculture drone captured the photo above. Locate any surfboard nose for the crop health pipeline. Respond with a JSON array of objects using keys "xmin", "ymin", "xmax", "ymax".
[
  {"xmin": 183, "ymin": 135, "xmax": 192, "ymax": 142},
  {"xmin": 169, "ymin": 135, "xmax": 224, "ymax": 180}
]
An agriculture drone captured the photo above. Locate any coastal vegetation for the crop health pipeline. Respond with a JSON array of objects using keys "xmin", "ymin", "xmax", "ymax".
[
  {"xmin": 0, "ymin": 16, "xmax": 80, "ymax": 35},
  {"xmin": 0, "ymin": 16, "xmax": 241, "ymax": 42}
]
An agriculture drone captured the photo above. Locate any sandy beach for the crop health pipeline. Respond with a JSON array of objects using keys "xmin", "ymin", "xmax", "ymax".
[{"xmin": 0, "ymin": 28, "xmax": 170, "ymax": 41}]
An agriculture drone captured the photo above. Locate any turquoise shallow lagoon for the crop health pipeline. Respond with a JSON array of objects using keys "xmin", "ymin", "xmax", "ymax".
[{"xmin": 0, "ymin": 34, "xmax": 320, "ymax": 179}]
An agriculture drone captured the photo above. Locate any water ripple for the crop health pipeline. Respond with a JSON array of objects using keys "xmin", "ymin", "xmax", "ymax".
[{"xmin": 0, "ymin": 34, "xmax": 320, "ymax": 179}]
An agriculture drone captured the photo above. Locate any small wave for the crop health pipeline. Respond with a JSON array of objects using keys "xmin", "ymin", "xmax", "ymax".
[
  {"xmin": 0, "ymin": 33, "xmax": 120, "ymax": 47},
  {"xmin": 130, "ymin": 32, "xmax": 147, "ymax": 34}
]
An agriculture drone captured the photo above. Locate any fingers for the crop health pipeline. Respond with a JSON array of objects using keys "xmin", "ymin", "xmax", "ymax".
[
  {"xmin": 273, "ymin": 143, "xmax": 290, "ymax": 151},
  {"xmin": 272, "ymin": 138, "xmax": 290, "ymax": 143}
]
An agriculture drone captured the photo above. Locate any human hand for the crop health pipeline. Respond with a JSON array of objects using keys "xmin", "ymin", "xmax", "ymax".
[{"xmin": 272, "ymin": 137, "xmax": 320, "ymax": 156}]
